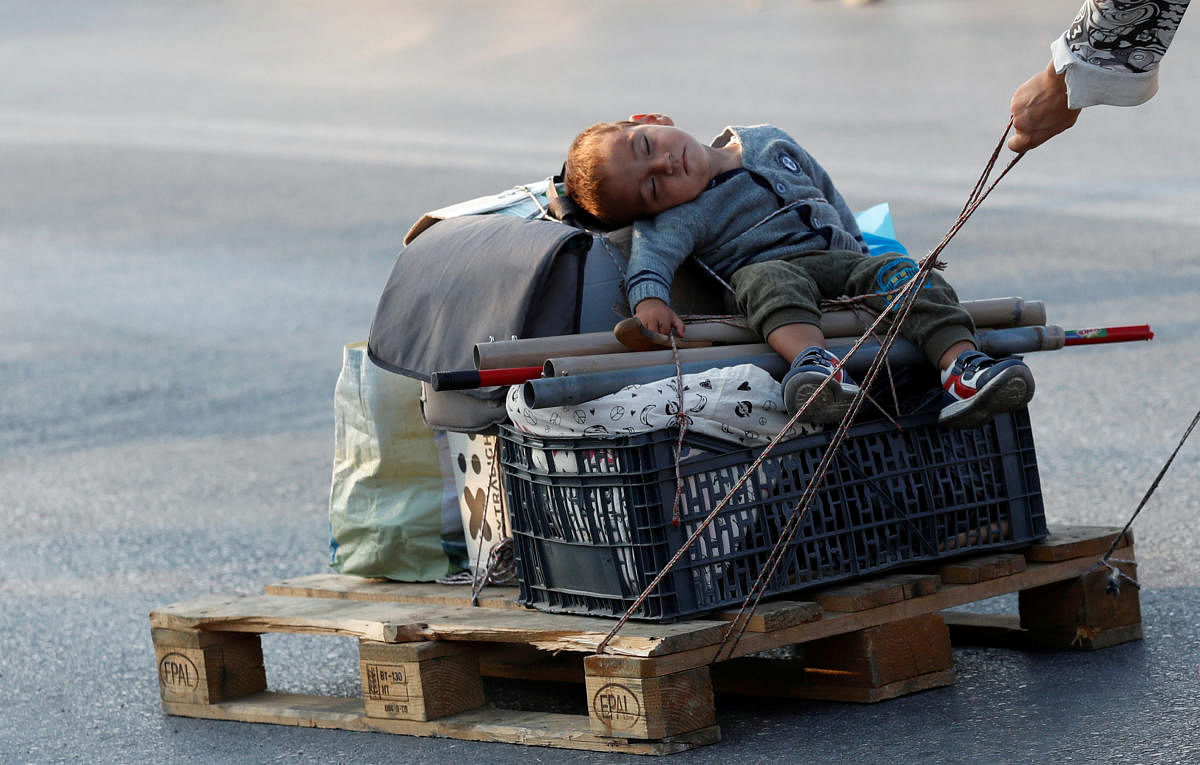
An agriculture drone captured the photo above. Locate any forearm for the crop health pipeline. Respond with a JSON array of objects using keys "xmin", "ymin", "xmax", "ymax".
[
  {"xmin": 626, "ymin": 219, "xmax": 696, "ymax": 309},
  {"xmin": 626, "ymin": 265, "xmax": 674, "ymax": 308}
]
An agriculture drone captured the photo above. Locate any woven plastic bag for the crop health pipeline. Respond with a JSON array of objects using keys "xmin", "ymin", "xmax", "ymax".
[{"xmin": 329, "ymin": 342, "xmax": 460, "ymax": 581}]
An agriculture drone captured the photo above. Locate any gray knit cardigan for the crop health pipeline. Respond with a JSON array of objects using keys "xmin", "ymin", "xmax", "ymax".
[{"xmin": 626, "ymin": 124, "xmax": 867, "ymax": 309}]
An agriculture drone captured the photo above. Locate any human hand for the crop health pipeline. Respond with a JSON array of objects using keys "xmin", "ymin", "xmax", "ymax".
[
  {"xmin": 1008, "ymin": 60, "xmax": 1081, "ymax": 152},
  {"xmin": 634, "ymin": 298, "xmax": 686, "ymax": 338}
]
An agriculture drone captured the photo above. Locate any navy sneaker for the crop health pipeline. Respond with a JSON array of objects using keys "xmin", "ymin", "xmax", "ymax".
[
  {"xmin": 939, "ymin": 350, "xmax": 1035, "ymax": 428},
  {"xmin": 782, "ymin": 346, "xmax": 861, "ymax": 423}
]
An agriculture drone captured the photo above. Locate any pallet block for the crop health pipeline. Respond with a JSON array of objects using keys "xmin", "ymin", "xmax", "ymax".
[
  {"xmin": 153, "ymin": 629, "xmax": 266, "ymax": 705},
  {"xmin": 151, "ymin": 525, "xmax": 1142, "ymax": 755},
  {"xmin": 359, "ymin": 640, "xmax": 485, "ymax": 721},
  {"xmin": 942, "ymin": 527, "xmax": 1141, "ymax": 651},
  {"xmin": 583, "ymin": 657, "xmax": 716, "ymax": 739},
  {"xmin": 711, "ymin": 612, "xmax": 955, "ymax": 703},
  {"xmin": 797, "ymin": 612, "xmax": 955, "ymax": 700}
]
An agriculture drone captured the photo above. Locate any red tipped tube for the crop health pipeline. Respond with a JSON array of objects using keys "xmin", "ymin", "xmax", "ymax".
[
  {"xmin": 430, "ymin": 366, "xmax": 543, "ymax": 391},
  {"xmin": 1064, "ymin": 325, "xmax": 1154, "ymax": 346}
]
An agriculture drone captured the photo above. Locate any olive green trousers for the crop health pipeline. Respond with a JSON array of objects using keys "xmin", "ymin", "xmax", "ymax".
[{"xmin": 729, "ymin": 249, "xmax": 975, "ymax": 367}]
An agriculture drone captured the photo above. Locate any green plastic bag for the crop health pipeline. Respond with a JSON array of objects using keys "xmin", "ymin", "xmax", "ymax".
[{"xmin": 329, "ymin": 342, "xmax": 460, "ymax": 581}]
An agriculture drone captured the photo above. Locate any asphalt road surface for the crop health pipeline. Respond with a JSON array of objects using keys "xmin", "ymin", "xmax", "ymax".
[{"xmin": 2, "ymin": 1, "xmax": 1198, "ymax": 763}]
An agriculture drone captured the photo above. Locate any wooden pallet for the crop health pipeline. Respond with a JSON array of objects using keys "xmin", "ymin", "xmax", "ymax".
[{"xmin": 150, "ymin": 525, "xmax": 1140, "ymax": 755}]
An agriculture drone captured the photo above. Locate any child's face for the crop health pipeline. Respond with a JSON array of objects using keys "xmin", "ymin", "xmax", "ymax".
[{"xmin": 596, "ymin": 123, "xmax": 715, "ymax": 222}]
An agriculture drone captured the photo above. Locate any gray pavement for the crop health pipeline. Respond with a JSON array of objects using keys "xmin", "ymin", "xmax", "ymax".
[{"xmin": 1, "ymin": 1, "xmax": 1198, "ymax": 762}]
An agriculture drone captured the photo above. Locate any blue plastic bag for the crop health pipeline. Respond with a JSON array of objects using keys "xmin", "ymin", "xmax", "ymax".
[{"xmin": 855, "ymin": 202, "xmax": 908, "ymax": 256}]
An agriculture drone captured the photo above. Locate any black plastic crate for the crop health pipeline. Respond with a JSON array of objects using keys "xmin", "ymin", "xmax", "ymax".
[{"xmin": 498, "ymin": 405, "xmax": 1047, "ymax": 622}]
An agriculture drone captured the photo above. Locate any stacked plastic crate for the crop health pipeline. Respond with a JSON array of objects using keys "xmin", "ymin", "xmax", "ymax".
[{"xmin": 499, "ymin": 401, "xmax": 1046, "ymax": 622}]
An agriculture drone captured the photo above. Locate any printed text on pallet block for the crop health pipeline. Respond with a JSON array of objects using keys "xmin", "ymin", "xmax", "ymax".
[{"xmin": 359, "ymin": 640, "xmax": 485, "ymax": 721}]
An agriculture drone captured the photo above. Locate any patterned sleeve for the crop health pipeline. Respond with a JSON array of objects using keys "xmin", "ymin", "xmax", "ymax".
[{"xmin": 1051, "ymin": 0, "xmax": 1190, "ymax": 108}]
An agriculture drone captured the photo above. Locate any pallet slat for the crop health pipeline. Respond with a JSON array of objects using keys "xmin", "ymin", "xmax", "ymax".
[
  {"xmin": 151, "ymin": 595, "xmax": 731, "ymax": 657},
  {"xmin": 266, "ymin": 574, "xmax": 522, "ymax": 610},
  {"xmin": 1024, "ymin": 526, "xmax": 1133, "ymax": 562},
  {"xmin": 161, "ymin": 693, "xmax": 721, "ymax": 755},
  {"xmin": 935, "ymin": 553, "xmax": 1027, "ymax": 584}
]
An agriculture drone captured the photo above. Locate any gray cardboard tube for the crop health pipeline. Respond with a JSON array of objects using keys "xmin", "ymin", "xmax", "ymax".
[
  {"xmin": 522, "ymin": 325, "xmax": 1063, "ymax": 409},
  {"xmin": 475, "ymin": 331, "xmax": 630, "ymax": 369},
  {"xmin": 543, "ymin": 324, "xmax": 1063, "ymax": 379},
  {"xmin": 965, "ymin": 297, "xmax": 1046, "ymax": 328},
  {"xmin": 830, "ymin": 325, "xmax": 1063, "ymax": 364},
  {"xmin": 524, "ymin": 342, "xmax": 923, "ymax": 409},
  {"xmin": 820, "ymin": 297, "xmax": 1046, "ymax": 337},
  {"xmin": 661, "ymin": 299, "xmax": 1049, "ymax": 345},
  {"xmin": 978, "ymin": 324, "xmax": 1064, "ymax": 354},
  {"xmin": 667, "ymin": 298, "xmax": 1049, "ymax": 342},
  {"xmin": 479, "ymin": 297, "xmax": 1045, "ymax": 371},
  {"xmin": 523, "ymin": 354, "xmax": 789, "ymax": 408},
  {"xmin": 544, "ymin": 343, "xmax": 775, "ymax": 377}
]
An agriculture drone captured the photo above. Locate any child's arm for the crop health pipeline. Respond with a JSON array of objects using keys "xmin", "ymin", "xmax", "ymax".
[{"xmin": 626, "ymin": 211, "xmax": 703, "ymax": 337}]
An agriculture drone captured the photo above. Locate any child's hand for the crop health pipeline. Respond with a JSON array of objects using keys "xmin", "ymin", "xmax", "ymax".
[{"xmin": 635, "ymin": 298, "xmax": 686, "ymax": 338}]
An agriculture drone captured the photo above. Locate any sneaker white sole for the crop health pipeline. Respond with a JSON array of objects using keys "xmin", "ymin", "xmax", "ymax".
[{"xmin": 939, "ymin": 366, "xmax": 1035, "ymax": 429}]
